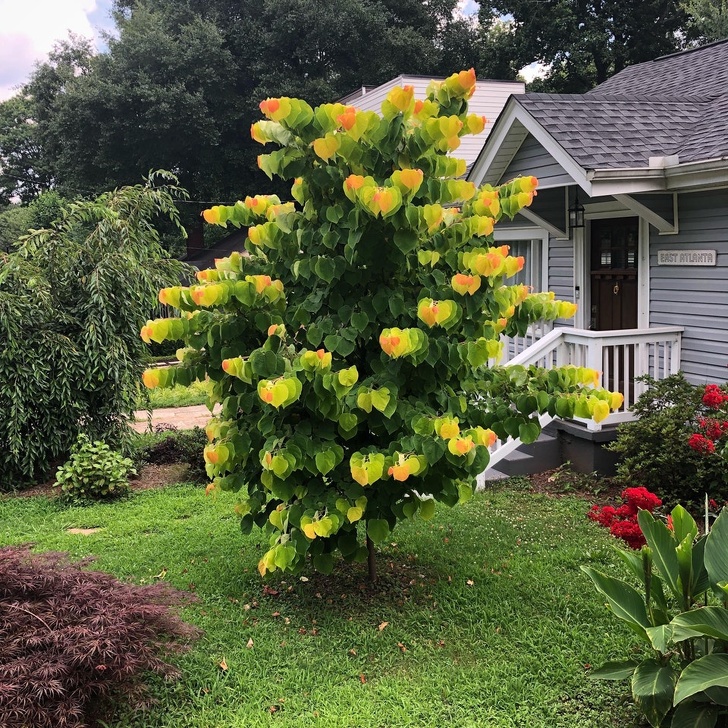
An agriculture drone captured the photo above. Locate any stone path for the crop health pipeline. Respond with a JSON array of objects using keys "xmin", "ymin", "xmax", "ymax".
[{"xmin": 131, "ymin": 404, "xmax": 218, "ymax": 433}]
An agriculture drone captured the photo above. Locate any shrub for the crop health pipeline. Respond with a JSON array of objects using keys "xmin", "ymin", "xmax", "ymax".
[
  {"xmin": 609, "ymin": 374, "xmax": 728, "ymax": 506},
  {"xmin": 0, "ymin": 544, "xmax": 201, "ymax": 728},
  {"xmin": 140, "ymin": 72, "xmax": 622, "ymax": 579},
  {"xmin": 0, "ymin": 172, "xmax": 189, "ymax": 490},
  {"xmin": 55, "ymin": 434, "xmax": 136, "ymax": 501},
  {"xmin": 588, "ymin": 486, "xmax": 662, "ymax": 549},
  {"xmin": 135, "ymin": 427, "xmax": 208, "ymax": 482},
  {"xmin": 584, "ymin": 505, "xmax": 728, "ymax": 727}
]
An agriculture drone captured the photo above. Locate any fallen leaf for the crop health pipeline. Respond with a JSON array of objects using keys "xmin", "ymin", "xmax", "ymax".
[
  {"xmin": 219, "ymin": 658, "xmax": 228, "ymax": 671},
  {"xmin": 349, "ymin": 648, "xmax": 357, "ymax": 656},
  {"xmin": 246, "ymin": 638, "xmax": 254, "ymax": 649},
  {"xmin": 272, "ymin": 611, "xmax": 281, "ymax": 617},
  {"xmin": 153, "ymin": 568, "xmax": 167, "ymax": 580},
  {"xmin": 359, "ymin": 674, "xmax": 367, "ymax": 684},
  {"xmin": 263, "ymin": 585, "xmax": 279, "ymax": 596},
  {"xmin": 397, "ymin": 642, "xmax": 407, "ymax": 652},
  {"xmin": 378, "ymin": 621, "xmax": 389, "ymax": 631},
  {"xmin": 299, "ymin": 576, "xmax": 309, "ymax": 582},
  {"xmin": 466, "ymin": 579, "xmax": 474, "ymax": 586}
]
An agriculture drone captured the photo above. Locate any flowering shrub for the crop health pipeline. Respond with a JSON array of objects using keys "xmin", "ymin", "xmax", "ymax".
[
  {"xmin": 588, "ymin": 486, "xmax": 662, "ymax": 549},
  {"xmin": 140, "ymin": 72, "xmax": 622, "ymax": 580},
  {"xmin": 610, "ymin": 374, "xmax": 728, "ymax": 506}
]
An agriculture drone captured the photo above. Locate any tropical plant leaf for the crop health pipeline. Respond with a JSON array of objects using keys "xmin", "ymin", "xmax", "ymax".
[
  {"xmin": 670, "ymin": 701, "xmax": 718, "ymax": 728},
  {"xmin": 581, "ymin": 566, "xmax": 651, "ymax": 638},
  {"xmin": 673, "ymin": 654, "xmax": 728, "ymax": 705},
  {"xmin": 671, "ymin": 607, "xmax": 728, "ymax": 644},
  {"xmin": 589, "ymin": 660, "xmax": 639, "ymax": 680},
  {"xmin": 639, "ymin": 510, "xmax": 682, "ymax": 605},
  {"xmin": 705, "ymin": 509, "xmax": 728, "ymax": 589},
  {"xmin": 646, "ymin": 624, "xmax": 674, "ymax": 654},
  {"xmin": 632, "ymin": 660, "xmax": 677, "ymax": 728}
]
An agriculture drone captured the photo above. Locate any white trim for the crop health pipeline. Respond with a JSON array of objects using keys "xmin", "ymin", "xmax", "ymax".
[
  {"xmin": 638, "ymin": 217, "xmax": 650, "ymax": 329},
  {"xmin": 469, "ymin": 100, "xmax": 593, "ymax": 195},
  {"xmin": 573, "ymin": 227, "xmax": 587, "ymax": 329}
]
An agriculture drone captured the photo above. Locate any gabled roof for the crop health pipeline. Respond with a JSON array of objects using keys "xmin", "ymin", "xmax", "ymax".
[{"xmin": 469, "ymin": 39, "xmax": 728, "ymax": 194}]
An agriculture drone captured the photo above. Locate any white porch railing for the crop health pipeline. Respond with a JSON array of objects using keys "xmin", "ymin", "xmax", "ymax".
[{"xmin": 480, "ymin": 326, "xmax": 683, "ymax": 482}]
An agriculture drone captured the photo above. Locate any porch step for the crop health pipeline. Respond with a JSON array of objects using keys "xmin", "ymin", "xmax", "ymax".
[{"xmin": 488, "ymin": 430, "xmax": 562, "ymax": 478}]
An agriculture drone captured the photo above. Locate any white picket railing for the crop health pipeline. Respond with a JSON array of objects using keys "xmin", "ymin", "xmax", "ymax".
[{"xmin": 480, "ymin": 326, "xmax": 684, "ymax": 482}]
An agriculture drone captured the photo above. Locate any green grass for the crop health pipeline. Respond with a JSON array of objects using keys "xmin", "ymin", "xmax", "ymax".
[
  {"xmin": 0, "ymin": 482, "xmax": 641, "ymax": 727},
  {"xmin": 140, "ymin": 380, "xmax": 211, "ymax": 409}
]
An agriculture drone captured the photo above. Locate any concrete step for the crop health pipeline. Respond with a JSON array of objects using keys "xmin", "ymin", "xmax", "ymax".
[{"xmin": 488, "ymin": 430, "xmax": 562, "ymax": 477}]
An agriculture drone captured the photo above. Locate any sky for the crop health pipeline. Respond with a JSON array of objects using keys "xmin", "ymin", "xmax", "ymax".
[{"xmin": 0, "ymin": 0, "xmax": 115, "ymax": 100}]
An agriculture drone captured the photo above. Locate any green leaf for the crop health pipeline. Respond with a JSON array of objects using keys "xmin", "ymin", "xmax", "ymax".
[
  {"xmin": 240, "ymin": 514, "xmax": 254, "ymax": 535},
  {"xmin": 351, "ymin": 311, "xmax": 369, "ymax": 331},
  {"xmin": 646, "ymin": 624, "xmax": 674, "ymax": 654},
  {"xmin": 518, "ymin": 421, "xmax": 540, "ymax": 444},
  {"xmin": 670, "ymin": 607, "xmax": 728, "ymax": 643},
  {"xmin": 631, "ymin": 660, "xmax": 676, "ymax": 728},
  {"xmin": 674, "ymin": 654, "xmax": 728, "ymax": 705},
  {"xmin": 671, "ymin": 505, "xmax": 698, "ymax": 545},
  {"xmin": 313, "ymin": 553, "xmax": 334, "ymax": 574},
  {"xmin": 589, "ymin": 660, "xmax": 639, "ymax": 680},
  {"xmin": 393, "ymin": 229, "xmax": 419, "ymax": 254},
  {"xmin": 367, "ymin": 519, "xmax": 389, "ymax": 544},
  {"xmin": 315, "ymin": 450, "xmax": 336, "ymax": 476},
  {"xmin": 419, "ymin": 498, "xmax": 436, "ymax": 521},
  {"xmin": 581, "ymin": 566, "xmax": 651, "ymax": 638},
  {"xmin": 705, "ymin": 509, "xmax": 728, "ymax": 588},
  {"xmin": 670, "ymin": 702, "xmax": 719, "ymax": 728},
  {"xmin": 639, "ymin": 510, "xmax": 682, "ymax": 604}
]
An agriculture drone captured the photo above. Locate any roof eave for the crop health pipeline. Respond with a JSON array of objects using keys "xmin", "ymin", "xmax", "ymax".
[{"xmin": 589, "ymin": 157, "xmax": 728, "ymax": 194}]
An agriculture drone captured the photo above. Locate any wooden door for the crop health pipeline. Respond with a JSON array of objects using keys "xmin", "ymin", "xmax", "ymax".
[
  {"xmin": 590, "ymin": 218, "xmax": 638, "ymax": 331},
  {"xmin": 590, "ymin": 218, "xmax": 639, "ymax": 399}
]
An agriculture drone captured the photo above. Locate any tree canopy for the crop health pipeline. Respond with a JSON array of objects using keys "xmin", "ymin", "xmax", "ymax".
[{"xmin": 479, "ymin": 0, "xmax": 693, "ymax": 92}]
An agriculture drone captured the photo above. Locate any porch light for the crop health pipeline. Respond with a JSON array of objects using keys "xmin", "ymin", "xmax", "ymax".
[{"xmin": 568, "ymin": 194, "xmax": 585, "ymax": 232}]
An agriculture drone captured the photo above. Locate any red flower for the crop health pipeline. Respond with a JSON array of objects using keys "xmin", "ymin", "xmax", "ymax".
[
  {"xmin": 610, "ymin": 520, "xmax": 646, "ymax": 549},
  {"xmin": 622, "ymin": 487, "xmax": 662, "ymax": 512},
  {"xmin": 701, "ymin": 418, "xmax": 725, "ymax": 441},
  {"xmin": 689, "ymin": 433, "xmax": 716, "ymax": 453},
  {"xmin": 666, "ymin": 515, "xmax": 674, "ymax": 531},
  {"xmin": 702, "ymin": 384, "xmax": 726, "ymax": 409},
  {"xmin": 588, "ymin": 505, "xmax": 618, "ymax": 528},
  {"xmin": 710, "ymin": 499, "xmax": 719, "ymax": 510},
  {"xmin": 616, "ymin": 503, "xmax": 637, "ymax": 518}
]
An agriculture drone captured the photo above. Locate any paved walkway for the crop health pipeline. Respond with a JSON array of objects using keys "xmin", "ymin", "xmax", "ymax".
[{"xmin": 131, "ymin": 404, "xmax": 219, "ymax": 433}]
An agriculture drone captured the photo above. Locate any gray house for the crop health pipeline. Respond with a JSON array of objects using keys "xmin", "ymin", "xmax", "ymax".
[{"xmin": 469, "ymin": 40, "xmax": 728, "ymax": 432}]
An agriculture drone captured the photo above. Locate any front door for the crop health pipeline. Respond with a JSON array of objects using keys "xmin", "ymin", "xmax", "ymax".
[{"xmin": 590, "ymin": 218, "xmax": 638, "ymax": 331}]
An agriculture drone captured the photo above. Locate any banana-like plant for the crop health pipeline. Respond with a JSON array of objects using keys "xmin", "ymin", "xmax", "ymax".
[{"xmin": 584, "ymin": 505, "xmax": 728, "ymax": 727}]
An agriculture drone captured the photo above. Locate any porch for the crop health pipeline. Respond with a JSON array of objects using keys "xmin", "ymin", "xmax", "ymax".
[{"xmin": 481, "ymin": 325, "xmax": 683, "ymax": 481}]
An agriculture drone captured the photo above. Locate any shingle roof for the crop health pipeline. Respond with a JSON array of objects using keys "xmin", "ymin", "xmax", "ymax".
[
  {"xmin": 589, "ymin": 39, "xmax": 728, "ymax": 100},
  {"xmin": 518, "ymin": 40, "xmax": 728, "ymax": 169}
]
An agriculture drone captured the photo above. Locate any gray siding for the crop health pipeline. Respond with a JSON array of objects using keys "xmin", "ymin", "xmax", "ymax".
[
  {"xmin": 549, "ymin": 236, "xmax": 575, "ymax": 327},
  {"xmin": 499, "ymin": 134, "xmax": 573, "ymax": 189},
  {"xmin": 649, "ymin": 189, "xmax": 728, "ymax": 384}
]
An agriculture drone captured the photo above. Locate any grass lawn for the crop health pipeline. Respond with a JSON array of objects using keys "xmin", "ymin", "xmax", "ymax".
[
  {"xmin": 0, "ymin": 480, "xmax": 641, "ymax": 727},
  {"xmin": 140, "ymin": 380, "xmax": 211, "ymax": 410}
]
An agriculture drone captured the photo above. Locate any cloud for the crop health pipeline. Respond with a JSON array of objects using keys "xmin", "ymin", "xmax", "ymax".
[
  {"xmin": 0, "ymin": 0, "xmax": 114, "ymax": 100},
  {"xmin": 454, "ymin": 0, "xmax": 480, "ymax": 20}
]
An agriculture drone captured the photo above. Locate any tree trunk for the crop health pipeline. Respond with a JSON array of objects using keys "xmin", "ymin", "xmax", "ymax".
[{"xmin": 366, "ymin": 535, "xmax": 377, "ymax": 583}]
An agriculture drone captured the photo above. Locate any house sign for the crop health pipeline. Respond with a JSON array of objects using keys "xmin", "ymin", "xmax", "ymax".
[{"xmin": 657, "ymin": 250, "xmax": 716, "ymax": 266}]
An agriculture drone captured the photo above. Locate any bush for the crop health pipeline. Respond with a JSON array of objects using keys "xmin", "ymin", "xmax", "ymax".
[
  {"xmin": 587, "ymin": 486, "xmax": 662, "ymax": 549},
  {"xmin": 609, "ymin": 374, "xmax": 728, "ymax": 506},
  {"xmin": 134, "ymin": 427, "xmax": 208, "ymax": 482},
  {"xmin": 0, "ymin": 172, "xmax": 189, "ymax": 489},
  {"xmin": 55, "ymin": 434, "xmax": 136, "ymax": 501},
  {"xmin": 0, "ymin": 544, "xmax": 201, "ymax": 728}
]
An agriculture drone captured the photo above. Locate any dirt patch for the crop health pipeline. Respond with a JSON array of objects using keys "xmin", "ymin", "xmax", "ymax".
[
  {"xmin": 3, "ymin": 463, "xmax": 195, "ymax": 500},
  {"xmin": 528, "ymin": 467, "xmax": 623, "ymax": 502},
  {"xmin": 130, "ymin": 463, "xmax": 192, "ymax": 491},
  {"xmin": 66, "ymin": 527, "xmax": 104, "ymax": 535}
]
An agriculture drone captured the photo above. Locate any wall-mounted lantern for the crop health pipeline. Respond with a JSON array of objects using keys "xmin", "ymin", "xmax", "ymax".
[{"xmin": 568, "ymin": 193, "xmax": 585, "ymax": 232}]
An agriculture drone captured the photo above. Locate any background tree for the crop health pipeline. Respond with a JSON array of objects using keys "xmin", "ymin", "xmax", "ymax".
[
  {"xmin": 480, "ymin": 0, "xmax": 691, "ymax": 92},
  {"xmin": 0, "ymin": 173, "xmax": 188, "ymax": 488},
  {"xmin": 682, "ymin": 0, "xmax": 728, "ymax": 43}
]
